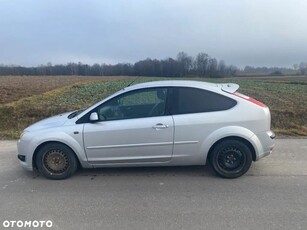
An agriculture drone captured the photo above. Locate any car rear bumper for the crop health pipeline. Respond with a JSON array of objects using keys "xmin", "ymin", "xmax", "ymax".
[{"xmin": 252, "ymin": 130, "xmax": 275, "ymax": 161}]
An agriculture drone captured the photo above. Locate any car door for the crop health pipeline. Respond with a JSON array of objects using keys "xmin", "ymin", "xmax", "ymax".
[{"xmin": 83, "ymin": 87, "xmax": 174, "ymax": 165}]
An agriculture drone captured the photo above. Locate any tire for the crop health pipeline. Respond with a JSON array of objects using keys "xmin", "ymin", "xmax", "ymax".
[
  {"xmin": 209, "ymin": 139, "xmax": 252, "ymax": 178},
  {"xmin": 36, "ymin": 143, "xmax": 78, "ymax": 180}
]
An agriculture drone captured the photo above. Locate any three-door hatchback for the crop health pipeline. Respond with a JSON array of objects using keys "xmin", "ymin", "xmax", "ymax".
[{"xmin": 18, "ymin": 80, "xmax": 275, "ymax": 179}]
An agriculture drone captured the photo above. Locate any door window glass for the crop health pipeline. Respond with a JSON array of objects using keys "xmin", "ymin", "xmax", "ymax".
[{"xmin": 97, "ymin": 88, "xmax": 168, "ymax": 121}]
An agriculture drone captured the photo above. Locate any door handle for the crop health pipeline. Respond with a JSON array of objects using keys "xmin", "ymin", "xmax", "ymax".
[{"xmin": 152, "ymin": 123, "xmax": 169, "ymax": 130}]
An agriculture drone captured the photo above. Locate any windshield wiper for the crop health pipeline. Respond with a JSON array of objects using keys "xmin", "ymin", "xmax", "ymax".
[{"xmin": 68, "ymin": 109, "xmax": 85, "ymax": 119}]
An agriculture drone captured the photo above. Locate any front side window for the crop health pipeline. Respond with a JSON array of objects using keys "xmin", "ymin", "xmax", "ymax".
[
  {"xmin": 96, "ymin": 88, "xmax": 168, "ymax": 121},
  {"xmin": 168, "ymin": 87, "xmax": 237, "ymax": 114}
]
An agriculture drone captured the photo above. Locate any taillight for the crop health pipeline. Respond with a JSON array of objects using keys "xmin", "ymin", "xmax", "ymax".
[{"xmin": 233, "ymin": 92, "xmax": 267, "ymax": 108}]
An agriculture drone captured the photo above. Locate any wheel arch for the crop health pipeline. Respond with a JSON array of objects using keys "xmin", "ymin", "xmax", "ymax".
[
  {"xmin": 32, "ymin": 141, "xmax": 82, "ymax": 170},
  {"xmin": 207, "ymin": 136, "xmax": 256, "ymax": 162},
  {"xmin": 200, "ymin": 126, "xmax": 259, "ymax": 163}
]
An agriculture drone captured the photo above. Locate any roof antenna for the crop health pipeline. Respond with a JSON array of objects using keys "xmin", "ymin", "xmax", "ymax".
[{"xmin": 126, "ymin": 76, "xmax": 141, "ymax": 87}]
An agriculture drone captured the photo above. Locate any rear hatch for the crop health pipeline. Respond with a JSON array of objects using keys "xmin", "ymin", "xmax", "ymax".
[
  {"xmin": 220, "ymin": 83, "xmax": 267, "ymax": 108},
  {"xmin": 220, "ymin": 82, "xmax": 271, "ymax": 133}
]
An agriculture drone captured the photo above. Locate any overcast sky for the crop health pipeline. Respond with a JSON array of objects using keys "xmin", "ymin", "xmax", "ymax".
[{"xmin": 1, "ymin": 0, "xmax": 307, "ymax": 68}]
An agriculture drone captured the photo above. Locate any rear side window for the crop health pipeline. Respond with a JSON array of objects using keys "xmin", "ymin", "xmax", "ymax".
[{"xmin": 168, "ymin": 87, "xmax": 237, "ymax": 114}]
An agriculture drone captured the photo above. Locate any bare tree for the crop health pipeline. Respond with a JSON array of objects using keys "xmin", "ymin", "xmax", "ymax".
[
  {"xmin": 177, "ymin": 52, "xmax": 193, "ymax": 76},
  {"xmin": 299, "ymin": 62, "xmax": 307, "ymax": 75},
  {"xmin": 208, "ymin": 58, "xmax": 218, "ymax": 77},
  {"xmin": 195, "ymin": 52, "xmax": 209, "ymax": 76}
]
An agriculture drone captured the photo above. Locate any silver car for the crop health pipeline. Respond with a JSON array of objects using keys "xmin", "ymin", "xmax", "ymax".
[{"xmin": 17, "ymin": 80, "xmax": 275, "ymax": 179}]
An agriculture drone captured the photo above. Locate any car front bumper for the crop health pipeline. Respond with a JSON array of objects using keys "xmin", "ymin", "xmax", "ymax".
[{"xmin": 17, "ymin": 136, "xmax": 34, "ymax": 171}]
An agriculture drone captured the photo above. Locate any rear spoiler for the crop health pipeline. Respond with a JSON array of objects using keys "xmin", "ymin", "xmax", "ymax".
[{"xmin": 220, "ymin": 83, "xmax": 239, "ymax": 94}]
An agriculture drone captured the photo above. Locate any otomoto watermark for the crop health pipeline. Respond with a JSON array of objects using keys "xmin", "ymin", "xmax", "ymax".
[{"xmin": 3, "ymin": 220, "xmax": 53, "ymax": 228}]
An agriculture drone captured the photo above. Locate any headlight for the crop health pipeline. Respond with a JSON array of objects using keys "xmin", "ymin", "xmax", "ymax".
[
  {"xmin": 19, "ymin": 132, "xmax": 25, "ymax": 139},
  {"xmin": 19, "ymin": 130, "xmax": 28, "ymax": 139}
]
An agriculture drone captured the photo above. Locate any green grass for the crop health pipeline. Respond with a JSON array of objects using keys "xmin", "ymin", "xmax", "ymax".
[{"xmin": 0, "ymin": 77, "xmax": 306, "ymax": 139}]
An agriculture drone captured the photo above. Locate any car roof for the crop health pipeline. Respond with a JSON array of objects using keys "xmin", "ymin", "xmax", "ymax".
[{"xmin": 124, "ymin": 80, "xmax": 219, "ymax": 91}]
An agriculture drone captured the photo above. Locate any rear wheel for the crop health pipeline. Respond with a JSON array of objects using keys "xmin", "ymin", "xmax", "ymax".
[
  {"xmin": 36, "ymin": 143, "xmax": 78, "ymax": 180},
  {"xmin": 209, "ymin": 139, "xmax": 252, "ymax": 178}
]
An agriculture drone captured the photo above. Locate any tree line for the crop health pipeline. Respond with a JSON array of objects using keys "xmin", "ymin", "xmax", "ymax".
[
  {"xmin": 1, "ymin": 52, "xmax": 306, "ymax": 77},
  {"xmin": 244, "ymin": 62, "xmax": 307, "ymax": 76},
  {"xmin": 293, "ymin": 62, "xmax": 307, "ymax": 75},
  {"xmin": 0, "ymin": 52, "xmax": 238, "ymax": 77}
]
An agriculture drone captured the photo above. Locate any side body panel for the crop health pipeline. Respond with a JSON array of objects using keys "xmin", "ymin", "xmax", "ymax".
[{"xmin": 83, "ymin": 116, "xmax": 174, "ymax": 165}]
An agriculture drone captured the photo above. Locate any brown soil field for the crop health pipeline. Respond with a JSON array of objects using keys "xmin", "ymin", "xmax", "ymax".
[{"xmin": 0, "ymin": 76, "xmax": 131, "ymax": 104}]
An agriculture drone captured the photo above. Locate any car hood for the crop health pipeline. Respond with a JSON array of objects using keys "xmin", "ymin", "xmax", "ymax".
[{"xmin": 25, "ymin": 111, "xmax": 72, "ymax": 132}]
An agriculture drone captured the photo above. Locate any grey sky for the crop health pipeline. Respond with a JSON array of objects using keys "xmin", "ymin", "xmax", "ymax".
[{"xmin": 0, "ymin": 0, "xmax": 307, "ymax": 68}]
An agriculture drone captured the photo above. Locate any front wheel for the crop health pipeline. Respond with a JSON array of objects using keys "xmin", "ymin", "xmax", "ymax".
[
  {"xmin": 36, "ymin": 143, "xmax": 78, "ymax": 180},
  {"xmin": 209, "ymin": 139, "xmax": 252, "ymax": 178}
]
